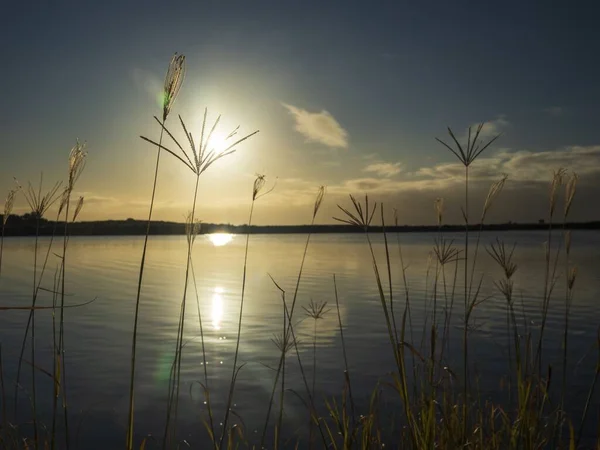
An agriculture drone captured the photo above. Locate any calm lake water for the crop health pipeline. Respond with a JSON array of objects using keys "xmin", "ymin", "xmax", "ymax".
[{"xmin": 0, "ymin": 231, "xmax": 599, "ymax": 448}]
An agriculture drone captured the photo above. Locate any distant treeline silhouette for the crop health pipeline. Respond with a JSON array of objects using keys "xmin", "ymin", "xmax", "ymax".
[{"xmin": 1, "ymin": 213, "xmax": 599, "ymax": 236}]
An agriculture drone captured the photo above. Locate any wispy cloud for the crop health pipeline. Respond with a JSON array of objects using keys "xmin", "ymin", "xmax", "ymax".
[
  {"xmin": 363, "ymin": 162, "xmax": 403, "ymax": 177},
  {"xmin": 543, "ymin": 106, "xmax": 564, "ymax": 117},
  {"xmin": 282, "ymin": 103, "xmax": 348, "ymax": 148},
  {"xmin": 465, "ymin": 116, "xmax": 510, "ymax": 140},
  {"xmin": 130, "ymin": 67, "xmax": 162, "ymax": 102}
]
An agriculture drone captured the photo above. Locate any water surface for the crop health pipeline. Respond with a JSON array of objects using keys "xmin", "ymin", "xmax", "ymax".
[{"xmin": 0, "ymin": 231, "xmax": 599, "ymax": 447}]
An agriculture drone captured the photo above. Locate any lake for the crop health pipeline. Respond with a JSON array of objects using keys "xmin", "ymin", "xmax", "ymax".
[{"xmin": 0, "ymin": 231, "xmax": 599, "ymax": 448}]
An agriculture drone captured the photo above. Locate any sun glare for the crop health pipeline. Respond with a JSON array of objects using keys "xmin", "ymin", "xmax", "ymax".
[
  {"xmin": 207, "ymin": 130, "xmax": 228, "ymax": 153},
  {"xmin": 211, "ymin": 286, "xmax": 224, "ymax": 330},
  {"xmin": 208, "ymin": 233, "xmax": 234, "ymax": 247}
]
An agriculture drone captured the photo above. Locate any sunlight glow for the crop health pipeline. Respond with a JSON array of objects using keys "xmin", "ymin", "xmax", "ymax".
[
  {"xmin": 208, "ymin": 233, "xmax": 234, "ymax": 247},
  {"xmin": 211, "ymin": 286, "xmax": 224, "ymax": 330},
  {"xmin": 208, "ymin": 130, "xmax": 229, "ymax": 153}
]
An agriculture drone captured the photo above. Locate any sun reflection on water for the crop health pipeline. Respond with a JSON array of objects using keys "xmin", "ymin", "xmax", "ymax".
[
  {"xmin": 208, "ymin": 233, "xmax": 234, "ymax": 247},
  {"xmin": 212, "ymin": 286, "xmax": 224, "ymax": 330}
]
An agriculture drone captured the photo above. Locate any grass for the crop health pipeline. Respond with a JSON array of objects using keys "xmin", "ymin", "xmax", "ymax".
[{"xmin": 0, "ymin": 53, "xmax": 598, "ymax": 450}]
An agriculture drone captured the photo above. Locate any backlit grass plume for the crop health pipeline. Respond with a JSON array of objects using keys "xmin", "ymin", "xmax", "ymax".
[
  {"xmin": 435, "ymin": 123, "xmax": 500, "ymax": 168},
  {"xmin": 162, "ymin": 53, "xmax": 186, "ymax": 122},
  {"xmin": 55, "ymin": 140, "xmax": 87, "ymax": 449},
  {"xmin": 127, "ymin": 52, "xmax": 186, "ymax": 450},
  {"xmin": 304, "ymin": 299, "xmax": 330, "ymax": 446},
  {"xmin": 13, "ymin": 173, "xmax": 62, "ymax": 446},
  {"xmin": 220, "ymin": 173, "xmax": 273, "ymax": 448},
  {"xmin": 0, "ymin": 186, "xmax": 19, "ymax": 280},
  {"xmin": 333, "ymin": 194, "xmax": 377, "ymax": 230},
  {"xmin": 141, "ymin": 110, "xmax": 259, "ymax": 176},
  {"xmin": 141, "ymin": 110, "xmax": 259, "ymax": 448},
  {"xmin": 18, "ymin": 175, "xmax": 63, "ymax": 219}
]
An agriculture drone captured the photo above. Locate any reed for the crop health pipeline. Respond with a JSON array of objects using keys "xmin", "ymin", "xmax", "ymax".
[
  {"xmin": 13, "ymin": 174, "xmax": 62, "ymax": 449},
  {"xmin": 140, "ymin": 109, "xmax": 258, "ymax": 447},
  {"xmin": 219, "ymin": 174, "xmax": 274, "ymax": 449},
  {"xmin": 126, "ymin": 52, "xmax": 185, "ymax": 450}
]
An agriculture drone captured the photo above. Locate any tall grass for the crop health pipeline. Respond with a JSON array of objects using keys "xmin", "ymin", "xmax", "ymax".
[
  {"xmin": 0, "ymin": 188, "xmax": 18, "ymax": 282},
  {"xmin": 219, "ymin": 174, "xmax": 273, "ymax": 449},
  {"xmin": 140, "ymin": 109, "xmax": 258, "ymax": 448},
  {"xmin": 126, "ymin": 53, "xmax": 185, "ymax": 450},
  {"xmin": 13, "ymin": 174, "xmax": 62, "ymax": 449},
  {"xmin": 56, "ymin": 142, "xmax": 87, "ymax": 450},
  {"xmin": 0, "ymin": 58, "xmax": 599, "ymax": 450}
]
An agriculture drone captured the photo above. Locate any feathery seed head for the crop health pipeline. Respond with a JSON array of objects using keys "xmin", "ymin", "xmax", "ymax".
[
  {"xmin": 141, "ymin": 112, "xmax": 258, "ymax": 177},
  {"xmin": 435, "ymin": 122, "xmax": 500, "ymax": 167},
  {"xmin": 564, "ymin": 172, "xmax": 578, "ymax": 218},
  {"xmin": 271, "ymin": 333, "xmax": 296, "ymax": 355},
  {"xmin": 567, "ymin": 266, "xmax": 578, "ymax": 290},
  {"xmin": 20, "ymin": 173, "xmax": 62, "ymax": 220},
  {"xmin": 253, "ymin": 174, "xmax": 266, "ymax": 201},
  {"xmin": 334, "ymin": 194, "xmax": 377, "ymax": 230},
  {"xmin": 72, "ymin": 196, "xmax": 84, "ymax": 222},
  {"xmin": 303, "ymin": 299, "xmax": 330, "ymax": 320},
  {"xmin": 433, "ymin": 238, "xmax": 461, "ymax": 266},
  {"xmin": 252, "ymin": 174, "xmax": 276, "ymax": 201},
  {"xmin": 434, "ymin": 197, "xmax": 444, "ymax": 227},
  {"xmin": 162, "ymin": 53, "xmax": 186, "ymax": 121},
  {"xmin": 58, "ymin": 188, "xmax": 69, "ymax": 216},
  {"xmin": 68, "ymin": 141, "xmax": 87, "ymax": 191},
  {"xmin": 184, "ymin": 211, "xmax": 201, "ymax": 246},
  {"xmin": 550, "ymin": 168, "xmax": 567, "ymax": 216},
  {"xmin": 482, "ymin": 174, "xmax": 508, "ymax": 220},
  {"xmin": 486, "ymin": 238, "xmax": 518, "ymax": 280},
  {"xmin": 3, "ymin": 187, "xmax": 18, "ymax": 226},
  {"xmin": 494, "ymin": 279, "xmax": 514, "ymax": 303},
  {"xmin": 313, "ymin": 186, "xmax": 326, "ymax": 220}
]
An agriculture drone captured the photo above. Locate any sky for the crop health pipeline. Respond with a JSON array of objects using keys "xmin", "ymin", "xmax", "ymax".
[{"xmin": 1, "ymin": 0, "xmax": 600, "ymax": 225}]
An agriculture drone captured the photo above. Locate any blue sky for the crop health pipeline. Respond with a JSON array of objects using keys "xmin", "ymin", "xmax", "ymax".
[{"xmin": 1, "ymin": 0, "xmax": 600, "ymax": 224}]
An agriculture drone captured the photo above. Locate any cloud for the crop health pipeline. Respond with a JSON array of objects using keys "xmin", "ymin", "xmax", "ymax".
[
  {"xmin": 275, "ymin": 145, "xmax": 600, "ymax": 203},
  {"xmin": 217, "ymin": 144, "xmax": 600, "ymax": 224},
  {"xmin": 543, "ymin": 106, "xmax": 563, "ymax": 117},
  {"xmin": 282, "ymin": 103, "xmax": 348, "ymax": 148},
  {"xmin": 453, "ymin": 116, "xmax": 509, "ymax": 143},
  {"xmin": 363, "ymin": 162, "xmax": 403, "ymax": 177},
  {"xmin": 130, "ymin": 68, "xmax": 162, "ymax": 101}
]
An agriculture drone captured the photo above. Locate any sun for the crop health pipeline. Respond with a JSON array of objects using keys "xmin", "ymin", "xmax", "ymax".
[{"xmin": 207, "ymin": 130, "xmax": 229, "ymax": 153}]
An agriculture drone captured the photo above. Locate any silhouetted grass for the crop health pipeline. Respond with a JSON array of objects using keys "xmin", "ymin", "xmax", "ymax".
[{"xmin": 0, "ymin": 54, "xmax": 598, "ymax": 450}]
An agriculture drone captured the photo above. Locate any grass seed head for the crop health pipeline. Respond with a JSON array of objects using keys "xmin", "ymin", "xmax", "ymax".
[
  {"xmin": 550, "ymin": 168, "xmax": 567, "ymax": 216},
  {"xmin": 303, "ymin": 299, "xmax": 330, "ymax": 320},
  {"xmin": 141, "ymin": 112, "xmax": 258, "ymax": 177},
  {"xmin": 19, "ymin": 173, "xmax": 63, "ymax": 220},
  {"xmin": 313, "ymin": 186, "xmax": 326, "ymax": 220},
  {"xmin": 72, "ymin": 196, "xmax": 84, "ymax": 222},
  {"xmin": 334, "ymin": 194, "xmax": 377, "ymax": 230},
  {"xmin": 271, "ymin": 333, "xmax": 296, "ymax": 354},
  {"xmin": 483, "ymin": 174, "xmax": 508, "ymax": 220},
  {"xmin": 433, "ymin": 238, "xmax": 460, "ymax": 266},
  {"xmin": 434, "ymin": 197, "xmax": 444, "ymax": 227},
  {"xmin": 162, "ymin": 53, "xmax": 186, "ymax": 122},
  {"xmin": 435, "ymin": 122, "xmax": 500, "ymax": 168},
  {"xmin": 567, "ymin": 266, "xmax": 578, "ymax": 290},
  {"xmin": 3, "ymin": 187, "xmax": 18, "ymax": 226},
  {"xmin": 564, "ymin": 172, "xmax": 578, "ymax": 218},
  {"xmin": 68, "ymin": 140, "xmax": 87, "ymax": 191},
  {"xmin": 184, "ymin": 211, "xmax": 201, "ymax": 246},
  {"xmin": 486, "ymin": 238, "xmax": 518, "ymax": 280}
]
